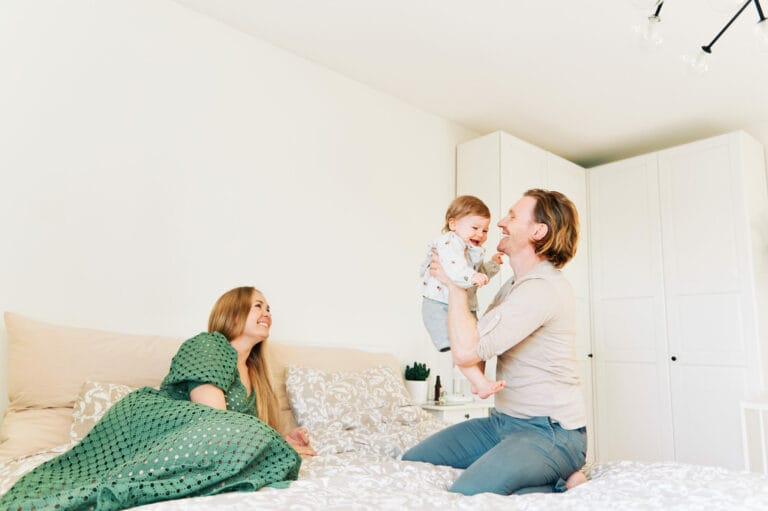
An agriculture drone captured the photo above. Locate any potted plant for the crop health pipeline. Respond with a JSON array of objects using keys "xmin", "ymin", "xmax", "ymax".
[{"xmin": 404, "ymin": 361, "xmax": 430, "ymax": 404}]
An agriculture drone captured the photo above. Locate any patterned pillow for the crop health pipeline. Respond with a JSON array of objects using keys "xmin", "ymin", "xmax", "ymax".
[
  {"xmin": 285, "ymin": 365, "xmax": 412, "ymax": 431},
  {"xmin": 70, "ymin": 381, "xmax": 134, "ymax": 444}
]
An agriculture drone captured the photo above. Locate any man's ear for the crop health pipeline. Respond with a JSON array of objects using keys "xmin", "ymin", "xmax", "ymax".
[{"xmin": 532, "ymin": 223, "xmax": 548, "ymax": 241}]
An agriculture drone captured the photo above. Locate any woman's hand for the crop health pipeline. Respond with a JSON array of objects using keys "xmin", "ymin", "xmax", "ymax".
[{"xmin": 284, "ymin": 426, "xmax": 316, "ymax": 457}]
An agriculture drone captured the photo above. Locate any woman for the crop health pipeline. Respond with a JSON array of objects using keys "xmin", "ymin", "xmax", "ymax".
[
  {"xmin": 1, "ymin": 286, "xmax": 314, "ymax": 511},
  {"xmin": 403, "ymin": 189, "xmax": 587, "ymax": 495}
]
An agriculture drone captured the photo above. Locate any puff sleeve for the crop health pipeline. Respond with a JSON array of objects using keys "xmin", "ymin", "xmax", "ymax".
[{"xmin": 160, "ymin": 332, "xmax": 238, "ymax": 400}]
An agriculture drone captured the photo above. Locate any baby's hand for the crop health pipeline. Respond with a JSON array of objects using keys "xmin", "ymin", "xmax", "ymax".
[
  {"xmin": 492, "ymin": 252, "xmax": 505, "ymax": 265},
  {"xmin": 471, "ymin": 273, "xmax": 489, "ymax": 287}
]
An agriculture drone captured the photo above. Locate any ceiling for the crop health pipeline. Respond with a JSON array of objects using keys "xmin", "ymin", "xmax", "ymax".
[{"xmin": 173, "ymin": 0, "xmax": 768, "ymax": 167}]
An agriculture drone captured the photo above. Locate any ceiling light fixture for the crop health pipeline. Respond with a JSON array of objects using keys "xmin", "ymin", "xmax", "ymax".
[
  {"xmin": 638, "ymin": 0, "xmax": 768, "ymax": 71},
  {"xmin": 701, "ymin": 0, "xmax": 765, "ymax": 54},
  {"xmin": 635, "ymin": 1, "xmax": 665, "ymax": 47}
]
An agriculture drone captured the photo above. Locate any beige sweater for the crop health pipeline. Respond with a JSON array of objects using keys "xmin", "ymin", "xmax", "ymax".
[{"xmin": 476, "ymin": 261, "xmax": 586, "ymax": 430}]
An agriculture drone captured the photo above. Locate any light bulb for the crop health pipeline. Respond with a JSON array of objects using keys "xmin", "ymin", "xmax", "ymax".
[
  {"xmin": 645, "ymin": 16, "xmax": 664, "ymax": 45},
  {"xmin": 682, "ymin": 50, "xmax": 710, "ymax": 74},
  {"xmin": 755, "ymin": 18, "xmax": 768, "ymax": 52},
  {"xmin": 634, "ymin": 15, "xmax": 664, "ymax": 48}
]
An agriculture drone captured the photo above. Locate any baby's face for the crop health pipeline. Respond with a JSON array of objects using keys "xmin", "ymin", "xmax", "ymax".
[{"xmin": 450, "ymin": 215, "xmax": 490, "ymax": 247}]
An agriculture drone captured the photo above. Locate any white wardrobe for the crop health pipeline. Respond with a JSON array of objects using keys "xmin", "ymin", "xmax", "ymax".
[
  {"xmin": 457, "ymin": 129, "xmax": 768, "ymax": 471},
  {"xmin": 589, "ymin": 131, "xmax": 768, "ymax": 471},
  {"xmin": 456, "ymin": 131, "xmax": 594, "ymax": 462}
]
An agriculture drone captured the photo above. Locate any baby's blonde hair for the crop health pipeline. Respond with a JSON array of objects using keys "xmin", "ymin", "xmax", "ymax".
[{"xmin": 443, "ymin": 195, "xmax": 491, "ymax": 232}]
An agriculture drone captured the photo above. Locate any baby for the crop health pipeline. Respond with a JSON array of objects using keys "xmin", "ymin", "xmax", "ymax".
[{"xmin": 419, "ymin": 195, "xmax": 505, "ymax": 399}]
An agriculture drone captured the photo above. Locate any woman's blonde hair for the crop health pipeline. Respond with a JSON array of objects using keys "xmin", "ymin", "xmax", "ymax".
[
  {"xmin": 208, "ymin": 286, "xmax": 281, "ymax": 431},
  {"xmin": 442, "ymin": 195, "xmax": 491, "ymax": 232},
  {"xmin": 524, "ymin": 189, "xmax": 579, "ymax": 268}
]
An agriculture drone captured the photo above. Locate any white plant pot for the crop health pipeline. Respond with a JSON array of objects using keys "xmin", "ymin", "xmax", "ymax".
[{"xmin": 405, "ymin": 380, "xmax": 428, "ymax": 404}]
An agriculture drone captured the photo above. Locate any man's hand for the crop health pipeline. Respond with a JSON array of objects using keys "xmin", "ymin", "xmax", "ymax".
[{"xmin": 429, "ymin": 247, "xmax": 451, "ymax": 284}]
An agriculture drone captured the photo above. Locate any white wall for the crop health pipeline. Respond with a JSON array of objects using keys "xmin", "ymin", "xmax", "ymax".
[
  {"xmin": 746, "ymin": 122, "xmax": 768, "ymax": 170},
  {"xmin": 0, "ymin": 0, "xmax": 477, "ymax": 419}
]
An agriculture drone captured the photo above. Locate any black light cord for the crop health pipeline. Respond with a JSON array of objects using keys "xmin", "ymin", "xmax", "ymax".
[
  {"xmin": 702, "ymin": 0, "xmax": 765, "ymax": 54},
  {"xmin": 755, "ymin": 0, "xmax": 766, "ymax": 22}
]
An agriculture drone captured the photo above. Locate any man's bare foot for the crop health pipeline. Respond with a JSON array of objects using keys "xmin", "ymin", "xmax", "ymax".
[
  {"xmin": 565, "ymin": 470, "xmax": 587, "ymax": 490},
  {"xmin": 472, "ymin": 380, "xmax": 506, "ymax": 399}
]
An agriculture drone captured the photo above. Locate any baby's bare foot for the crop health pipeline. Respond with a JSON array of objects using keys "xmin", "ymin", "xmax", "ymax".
[{"xmin": 477, "ymin": 380, "xmax": 505, "ymax": 399}]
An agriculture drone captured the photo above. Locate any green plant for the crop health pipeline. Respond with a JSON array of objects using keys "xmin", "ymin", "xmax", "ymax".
[{"xmin": 404, "ymin": 361, "xmax": 430, "ymax": 381}]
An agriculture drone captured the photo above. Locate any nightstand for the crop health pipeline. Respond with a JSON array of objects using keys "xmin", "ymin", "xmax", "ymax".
[{"xmin": 420, "ymin": 401, "xmax": 492, "ymax": 425}]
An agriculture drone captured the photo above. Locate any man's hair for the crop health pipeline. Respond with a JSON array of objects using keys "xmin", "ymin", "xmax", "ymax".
[{"xmin": 524, "ymin": 189, "xmax": 579, "ymax": 268}]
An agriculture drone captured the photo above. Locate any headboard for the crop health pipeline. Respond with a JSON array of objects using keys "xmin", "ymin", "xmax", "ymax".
[{"xmin": 0, "ymin": 312, "xmax": 399, "ymax": 462}]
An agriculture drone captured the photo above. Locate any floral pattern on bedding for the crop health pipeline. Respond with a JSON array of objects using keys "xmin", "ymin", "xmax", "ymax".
[
  {"xmin": 4, "ymin": 438, "xmax": 768, "ymax": 510},
  {"xmin": 125, "ymin": 456, "xmax": 768, "ymax": 511},
  {"xmin": 4, "ymin": 370, "xmax": 768, "ymax": 510},
  {"xmin": 0, "ymin": 444, "xmax": 70, "ymax": 495},
  {"xmin": 308, "ymin": 403, "xmax": 448, "ymax": 457},
  {"xmin": 284, "ymin": 363, "xmax": 449, "ymax": 457},
  {"xmin": 70, "ymin": 381, "xmax": 135, "ymax": 443},
  {"xmin": 0, "ymin": 404, "xmax": 450, "ymax": 497},
  {"xmin": 284, "ymin": 365, "xmax": 415, "ymax": 432},
  {"xmin": 136, "ymin": 458, "xmax": 768, "ymax": 511}
]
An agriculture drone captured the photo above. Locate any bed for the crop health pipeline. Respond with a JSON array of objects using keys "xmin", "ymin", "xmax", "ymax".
[{"xmin": 2, "ymin": 312, "xmax": 768, "ymax": 510}]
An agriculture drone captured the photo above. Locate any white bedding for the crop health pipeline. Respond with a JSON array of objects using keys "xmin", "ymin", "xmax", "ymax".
[
  {"xmin": 136, "ymin": 456, "xmax": 768, "ymax": 511},
  {"xmin": 3, "ymin": 414, "xmax": 768, "ymax": 510}
]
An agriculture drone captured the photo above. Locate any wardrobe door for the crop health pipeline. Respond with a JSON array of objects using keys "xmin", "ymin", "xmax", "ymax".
[
  {"xmin": 497, "ymin": 133, "xmax": 595, "ymax": 460},
  {"xmin": 543, "ymin": 152, "xmax": 595, "ymax": 461},
  {"xmin": 589, "ymin": 155, "xmax": 674, "ymax": 462},
  {"xmin": 499, "ymin": 132, "xmax": 548, "ymax": 286},
  {"xmin": 459, "ymin": 131, "xmax": 594, "ymax": 461},
  {"xmin": 658, "ymin": 134, "xmax": 751, "ymax": 471},
  {"xmin": 457, "ymin": 132, "xmax": 505, "ymax": 311}
]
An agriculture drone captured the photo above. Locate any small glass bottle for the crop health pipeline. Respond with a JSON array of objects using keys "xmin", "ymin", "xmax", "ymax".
[
  {"xmin": 434, "ymin": 375, "xmax": 442, "ymax": 403},
  {"xmin": 452, "ymin": 364, "xmax": 463, "ymax": 395}
]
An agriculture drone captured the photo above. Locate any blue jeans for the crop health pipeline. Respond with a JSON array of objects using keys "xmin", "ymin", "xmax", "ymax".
[{"xmin": 402, "ymin": 409, "xmax": 586, "ymax": 495}]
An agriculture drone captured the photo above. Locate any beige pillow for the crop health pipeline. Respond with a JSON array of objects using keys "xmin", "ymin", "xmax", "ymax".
[
  {"xmin": 285, "ymin": 365, "xmax": 412, "ymax": 431},
  {"xmin": 70, "ymin": 381, "xmax": 135, "ymax": 444},
  {"xmin": 0, "ymin": 409, "xmax": 73, "ymax": 462},
  {"xmin": 4, "ymin": 312, "xmax": 183, "ymax": 412}
]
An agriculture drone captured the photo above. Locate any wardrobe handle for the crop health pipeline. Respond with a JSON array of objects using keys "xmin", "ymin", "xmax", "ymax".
[
  {"xmin": 587, "ymin": 353, "xmax": 593, "ymax": 358},
  {"xmin": 671, "ymin": 356, "xmax": 677, "ymax": 361}
]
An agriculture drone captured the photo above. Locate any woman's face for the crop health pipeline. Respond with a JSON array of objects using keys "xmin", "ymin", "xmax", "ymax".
[{"xmin": 241, "ymin": 291, "xmax": 272, "ymax": 342}]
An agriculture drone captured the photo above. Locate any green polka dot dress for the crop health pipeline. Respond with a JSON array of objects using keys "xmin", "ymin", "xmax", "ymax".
[{"xmin": 1, "ymin": 332, "xmax": 301, "ymax": 511}]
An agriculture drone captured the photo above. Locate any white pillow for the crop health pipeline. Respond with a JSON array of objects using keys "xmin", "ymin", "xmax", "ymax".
[
  {"xmin": 284, "ymin": 365, "xmax": 412, "ymax": 431},
  {"xmin": 70, "ymin": 381, "xmax": 134, "ymax": 444}
]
